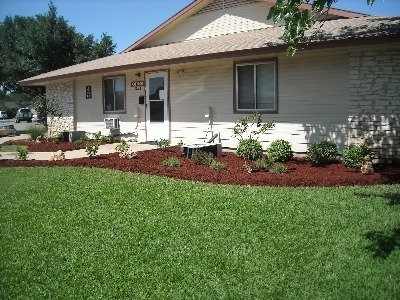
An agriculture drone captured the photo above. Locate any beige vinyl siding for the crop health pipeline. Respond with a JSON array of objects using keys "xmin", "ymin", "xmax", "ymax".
[
  {"xmin": 170, "ymin": 62, "xmax": 233, "ymax": 144},
  {"xmin": 169, "ymin": 49, "xmax": 349, "ymax": 152},
  {"xmin": 71, "ymin": 49, "xmax": 349, "ymax": 152},
  {"xmin": 74, "ymin": 72, "xmax": 146, "ymax": 140},
  {"xmin": 277, "ymin": 51, "xmax": 349, "ymax": 153},
  {"xmin": 143, "ymin": 1, "xmax": 273, "ymax": 48}
]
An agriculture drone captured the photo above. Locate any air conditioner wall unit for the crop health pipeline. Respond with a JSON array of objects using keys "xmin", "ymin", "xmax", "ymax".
[{"xmin": 104, "ymin": 118, "xmax": 120, "ymax": 130}]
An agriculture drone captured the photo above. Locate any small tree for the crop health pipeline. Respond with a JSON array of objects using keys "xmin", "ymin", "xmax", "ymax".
[
  {"xmin": 232, "ymin": 112, "xmax": 274, "ymax": 160},
  {"xmin": 85, "ymin": 141, "xmax": 99, "ymax": 158},
  {"xmin": 33, "ymin": 94, "xmax": 63, "ymax": 139},
  {"xmin": 232, "ymin": 112, "xmax": 274, "ymax": 142},
  {"xmin": 32, "ymin": 94, "xmax": 62, "ymax": 126}
]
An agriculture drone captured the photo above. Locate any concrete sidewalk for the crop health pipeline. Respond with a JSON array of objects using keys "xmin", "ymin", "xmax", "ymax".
[{"xmin": 0, "ymin": 142, "xmax": 158, "ymax": 160}]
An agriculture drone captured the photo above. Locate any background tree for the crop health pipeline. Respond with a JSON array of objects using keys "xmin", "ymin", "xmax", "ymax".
[
  {"xmin": 73, "ymin": 33, "xmax": 115, "ymax": 64},
  {"xmin": 267, "ymin": 0, "xmax": 375, "ymax": 55},
  {"xmin": 0, "ymin": 1, "xmax": 116, "ymax": 119}
]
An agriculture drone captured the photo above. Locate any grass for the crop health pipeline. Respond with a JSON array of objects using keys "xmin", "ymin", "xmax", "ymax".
[
  {"xmin": 0, "ymin": 167, "xmax": 399, "ymax": 299},
  {"xmin": 0, "ymin": 144, "xmax": 28, "ymax": 152}
]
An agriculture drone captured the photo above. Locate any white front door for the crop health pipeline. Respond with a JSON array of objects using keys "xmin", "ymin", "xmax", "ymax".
[{"xmin": 145, "ymin": 71, "xmax": 169, "ymax": 141}]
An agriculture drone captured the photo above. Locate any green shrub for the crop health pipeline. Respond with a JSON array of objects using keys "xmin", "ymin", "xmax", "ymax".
[
  {"xmin": 16, "ymin": 147, "xmax": 29, "ymax": 160},
  {"xmin": 244, "ymin": 156, "xmax": 273, "ymax": 173},
  {"xmin": 342, "ymin": 144, "xmax": 372, "ymax": 169},
  {"xmin": 254, "ymin": 156, "xmax": 273, "ymax": 170},
  {"xmin": 101, "ymin": 135, "xmax": 114, "ymax": 143},
  {"xmin": 74, "ymin": 134, "xmax": 89, "ymax": 146},
  {"xmin": 232, "ymin": 113, "xmax": 274, "ymax": 161},
  {"xmin": 162, "ymin": 157, "xmax": 181, "ymax": 167},
  {"xmin": 210, "ymin": 160, "xmax": 226, "ymax": 171},
  {"xmin": 115, "ymin": 140, "xmax": 137, "ymax": 159},
  {"xmin": 244, "ymin": 161, "xmax": 255, "ymax": 173},
  {"xmin": 85, "ymin": 142, "xmax": 99, "ymax": 158},
  {"xmin": 115, "ymin": 140, "xmax": 130, "ymax": 153},
  {"xmin": 267, "ymin": 139, "xmax": 293, "ymax": 162},
  {"xmin": 269, "ymin": 163, "xmax": 288, "ymax": 174},
  {"xmin": 236, "ymin": 138, "xmax": 263, "ymax": 160},
  {"xmin": 27, "ymin": 126, "xmax": 46, "ymax": 141},
  {"xmin": 307, "ymin": 141, "xmax": 339, "ymax": 165},
  {"xmin": 91, "ymin": 132, "xmax": 114, "ymax": 143},
  {"xmin": 54, "ymin": 134, "xmax": 63, "ymax": 143},
  {"xmin": 192, "ymin": 151, "xmax": 214, "ymax": 165},
  {"xmin": 93, "ymin": 131, "xmax": 102, "ymax": 142},
  {"xmin": 156, "ymin": 139, "xmax": 170, "ymax": 151}
]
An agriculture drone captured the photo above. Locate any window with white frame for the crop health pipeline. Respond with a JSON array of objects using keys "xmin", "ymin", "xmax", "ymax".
[
  {"xmin": 104, "ymin": 77, "xmax": 125, "ymax": 112},
  {"xmin": 235, "ymin": 61, "xmax": 277, "ymax": 112}
]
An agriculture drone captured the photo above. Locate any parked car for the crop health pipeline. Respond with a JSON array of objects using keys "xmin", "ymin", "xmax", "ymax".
[
  {"xmin": 15, "ymin": 108, "xmax": 33, "ymax": 123},
  {"xmin": 0, "ymin": 111, "xmax": 9, "ymax": 119}
]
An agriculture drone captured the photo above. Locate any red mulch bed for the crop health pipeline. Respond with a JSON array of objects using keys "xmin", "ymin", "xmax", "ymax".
[
  {"xmin": 2, "ymin": 140, "xmax": 84, "ymax": 152},
  {"xmin": 0, "ymin": 146, "xmax": 399, "ymax": 187}
]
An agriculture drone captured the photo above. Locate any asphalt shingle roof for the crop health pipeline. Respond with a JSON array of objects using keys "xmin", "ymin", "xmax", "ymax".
[{"xmin": 19, "ymin": 16, "xmax": 400, "ymax": 85}]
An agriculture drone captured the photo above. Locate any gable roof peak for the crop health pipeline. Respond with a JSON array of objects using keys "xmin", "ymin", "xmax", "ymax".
[{"xmin": 121, "ymin": 0, "xmax": 366, "ymax": 53}]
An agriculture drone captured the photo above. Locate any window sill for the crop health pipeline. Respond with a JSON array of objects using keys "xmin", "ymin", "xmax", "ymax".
[
  {"xmin": 104, "ymin": 110, "xmax": 127, "ymax": 114},
  {"xmin": 234, "ymin": 109, "xmax": 278, "ymax": 114}
]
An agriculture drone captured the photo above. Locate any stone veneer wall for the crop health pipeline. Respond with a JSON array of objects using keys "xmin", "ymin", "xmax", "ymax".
[
  {"xmin": 349, "ymin": 48, "xmax": 400, "ymax": 163},
  {"xmin": 46, "ymin": 81, "xmax": 75, "ymax": 138}
]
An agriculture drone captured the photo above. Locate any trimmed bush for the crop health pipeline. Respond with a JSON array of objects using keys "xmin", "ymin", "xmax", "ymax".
[
  {"xmin": 269, "ymin": 163, "xmax": 288, "ymax": 174},
  {"xmin": 254, "ymin": 156, "xmax": 274, "ymax": 170},
  {"xmin": 342, "ymin": 144, "xmax": 372, "ymax": 169},
  {"xmin": 101, "ymin": 135, "xmax": 114, "ymax": 143},
  {"xmin": 244, "ymin": 156, "xmax": 273, "ymax": 173},
  {"xmin": 115, "ymin": 141, "xmax": 137, "ymax": 159},
  {"xmin": 115, "ymin": 140, "xmax": 129, "ymax": 153},
  {"xmin": 307, "ymin": 141, "xmax": 338, "ymax": 165},
  {"xmin": 162, "ymin": 157, "xmax": 181, "ymax": 167},
  {"xmin": 27, "ymin": 126, "xmax": 46, "ymax": 141},
  {"xmin": 192, "ymin": 151, "xmax": 214, "ymax": 165},
  {"xmin": 85, "ymin": 142, "xmax": 99, "ymax": 158},
  {"xmin": 236, "ymin": 138, "xmax": 263, "ymax": 160},
  {"xmin": 16, "ymin": 147, "xmax": 29, "ymax": 160},
  {"xmin": 156, "ymin": 139, "xmax": 170, "ymax": 151},
  {"xmin": 210, "ymin": 160, "xmax": 226, "ymax": 171},
  {"xmin": 267, "ymin": 139, "xmax": 293, "ymax": 162},
  {"xmin": 74, "ymin": 134, "xmax": 89, "ymax": 146}
]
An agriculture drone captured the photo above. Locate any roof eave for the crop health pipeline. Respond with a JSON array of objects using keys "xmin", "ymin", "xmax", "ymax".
[{"xmin": 19, "ymin": 34, "xmax": 400, "ymax": 87}]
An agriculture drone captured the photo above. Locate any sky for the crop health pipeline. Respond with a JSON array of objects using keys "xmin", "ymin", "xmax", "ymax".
[{"xmin": 1, "ymin": 0, "xmax": 399, "ymax": 53}]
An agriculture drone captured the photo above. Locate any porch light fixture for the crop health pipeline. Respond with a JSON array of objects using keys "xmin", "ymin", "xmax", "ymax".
[{"xmin": 135, "ymin": 72, "xmax": 141, "ymax": 78}]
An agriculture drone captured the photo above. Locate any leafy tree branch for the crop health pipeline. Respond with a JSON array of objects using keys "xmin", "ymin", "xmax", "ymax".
[{"xmin": 267, "ymin": 0, "xmax": 375, "ymax": 55}]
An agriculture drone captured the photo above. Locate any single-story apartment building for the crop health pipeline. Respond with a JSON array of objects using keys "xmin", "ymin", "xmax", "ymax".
[{"xmin": 19, "ymin": 0, "xmax": 400, "ymax": 162}]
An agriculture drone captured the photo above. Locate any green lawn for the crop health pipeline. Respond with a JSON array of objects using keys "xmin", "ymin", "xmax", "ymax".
[
  {"xmin": 0, "ymin": 144, "xmax": 28, "ymax": 152},
  {"xmin": 0, "ymin": 167, "xmax": 399, "ymax": 299}
]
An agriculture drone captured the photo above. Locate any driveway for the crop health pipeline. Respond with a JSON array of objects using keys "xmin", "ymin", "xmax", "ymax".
[
  {"xmin": 0, "ymin": 119, "xmax": 45, "ymax": 132},
  {"xmin": 0, "ymin": 119, "xmax": 45, "ymax": 144}
]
